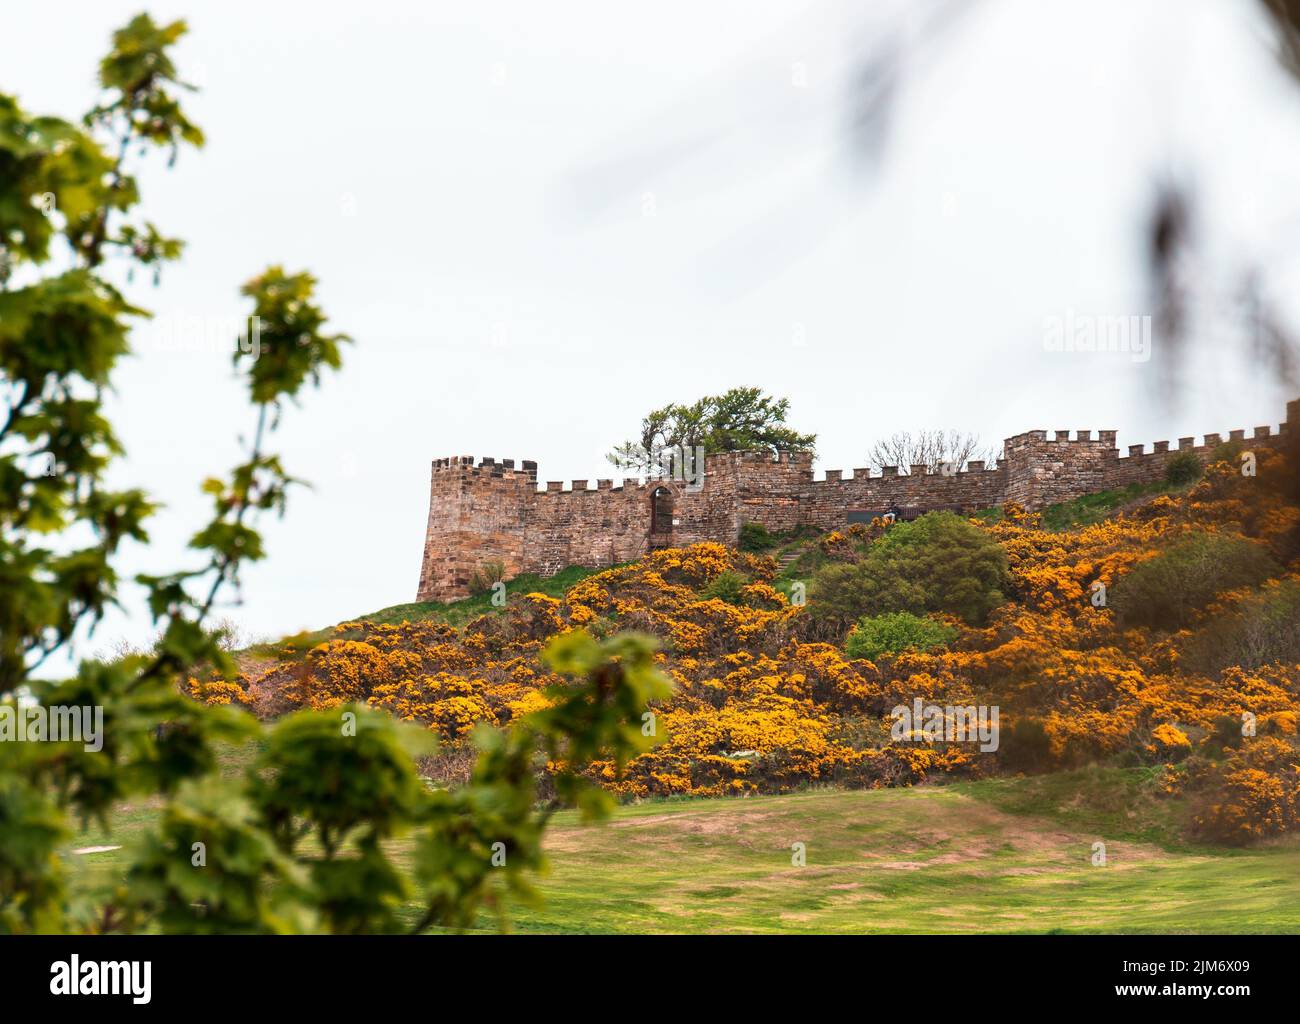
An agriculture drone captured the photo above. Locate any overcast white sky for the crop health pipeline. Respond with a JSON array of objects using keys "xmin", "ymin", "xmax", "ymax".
[{"xmin": 4, "ymin": 0, "xmax": 1299, "ymax": 662}]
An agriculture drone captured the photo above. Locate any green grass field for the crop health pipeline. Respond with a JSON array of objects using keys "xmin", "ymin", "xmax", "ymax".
[{"xmin": 62, "ymin": 752, "xmax": 1300, "ymax": 934}]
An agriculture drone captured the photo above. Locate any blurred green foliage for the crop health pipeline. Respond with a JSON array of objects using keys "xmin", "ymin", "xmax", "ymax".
[{"xmin": 0, "ymin": 14, "xmax": 668, "ymax": 935}]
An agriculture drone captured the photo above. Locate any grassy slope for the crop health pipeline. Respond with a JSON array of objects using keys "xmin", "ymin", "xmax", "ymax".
[
  {"xmin": 356, "ymin": 564, "xmax": 603, "ymax": 628},
  {"xmin": 969, "ymin": 479, "xmax": 1190, "ymax": 531},
  {"xmin": 236, "ymin": 565, "xmax": 607, "ymax": 672},
  {"xmin": 503, "ymin": 786, "xmax": 1300, "ymax": 934},
  {"xmin": 63, "ymin": 747, "xmax": 1300, "ymax": 934}
]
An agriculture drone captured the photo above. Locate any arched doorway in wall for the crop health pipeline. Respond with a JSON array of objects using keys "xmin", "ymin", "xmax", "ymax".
[{"xmin": 650, "ymin": 486, "xmax": 674, "ymax": 544}]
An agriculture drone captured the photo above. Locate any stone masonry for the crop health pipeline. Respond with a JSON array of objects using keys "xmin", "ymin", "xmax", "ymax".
[{"xmin": 415, "ymin": 398, "xmax": 1298, "ymax": 602}]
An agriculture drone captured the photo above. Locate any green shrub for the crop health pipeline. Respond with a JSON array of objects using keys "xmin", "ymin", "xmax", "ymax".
[
  {"xmin": 1164, "ymin": 450, "xmax": 1202, "ymax": 486},
  {"xmin": 1181, "ymin": 579, "xmax": 1300, "ymax": 674},
  {"xmin": 811, "ymin": 511, "xmax": 1009, "ymax": 629},
  {"xmin": 738, "ymin": 521, "xmax": 776, "ymax": 552},
  {"xmin": 1208, "ymin": 714, "xmax": 1247, "ymax": 753},
  {"xmin": 1110, "ymin": 533, "xmax": 1280, "ymax": 630},
  {"xmin": 702, "ymin": 570, "xmax": 747, "ymax": 605},
  {"xmin": 0, "ymin": 15, "xmax": 672, "ymax": 937},
  {"xmin": 1209, "ymin": 440, "xmax": 1245, "ymax": 467},
  {"xmin": 468, "ymin": 560, "xmax": 507, "ymax": 596},
  {"xmin": 844, "ymin": 612, "xmax": 957, "ymax": 661}
]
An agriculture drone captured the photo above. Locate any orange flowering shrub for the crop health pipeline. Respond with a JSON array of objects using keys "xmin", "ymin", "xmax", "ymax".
[
  {"xmin": 1191, "ymin": 737, "xmax": 1300, "ymax": 844},
  {"xmin": 272, "ymin": 638, "xmax": 421, "ymax": 710},
  {"xmin": 186, "ymin": 676, "xmax": 250, "ymax": 706}
]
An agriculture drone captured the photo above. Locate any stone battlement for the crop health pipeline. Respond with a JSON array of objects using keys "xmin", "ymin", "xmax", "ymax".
[
  {"xmin": 415, "ymin": 398, "xmax": 1298, "ymax": 601},
  {"xmin": 430, "ymin": 456, "xmax": 538, "ymax": 478}
]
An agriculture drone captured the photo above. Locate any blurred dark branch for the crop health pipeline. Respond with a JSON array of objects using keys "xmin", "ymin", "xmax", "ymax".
[
  {"xmin": 848, "ymin": 0, "xmax": 985, "ymax": 165},
  {"xmin": 1264, "ymin": 0, "xmax": 1300, "ymax": 77}
]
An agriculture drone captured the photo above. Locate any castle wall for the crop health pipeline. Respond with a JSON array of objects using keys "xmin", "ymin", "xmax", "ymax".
[
  {"xmin": 1109, "ymin": 424, "xmax": 1288, "ymax": 488},
  {"xmin": 522, "ymin": 478, "xmax": 652, "ymax": 578},
  {"xmin": 415, "ymin": 400, "xmax": 1296, "ymax": 601},
  {"xmin": 802, "ymin": 461, "xmax": 1006, "ymax": 530},
  {"xmin": 415, "ymin": 457, "xmax": 534, "ymax": 602}
]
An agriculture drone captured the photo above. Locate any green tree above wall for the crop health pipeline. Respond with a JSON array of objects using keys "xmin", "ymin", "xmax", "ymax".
[{"xmin": 607, "ymin": 386, "xmax": 816, "ymax": 474}]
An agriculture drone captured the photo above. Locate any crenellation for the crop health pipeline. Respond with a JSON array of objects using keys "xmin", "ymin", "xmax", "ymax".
[{"xmin": 414, "ymin": 398, "xmax": 1299, "ymax": 601}]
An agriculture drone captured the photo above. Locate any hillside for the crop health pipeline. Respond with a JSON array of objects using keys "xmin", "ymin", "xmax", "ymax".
[{"xmin": 193, "ymin": 446, "xmax": 1300, "ymax": 848}]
